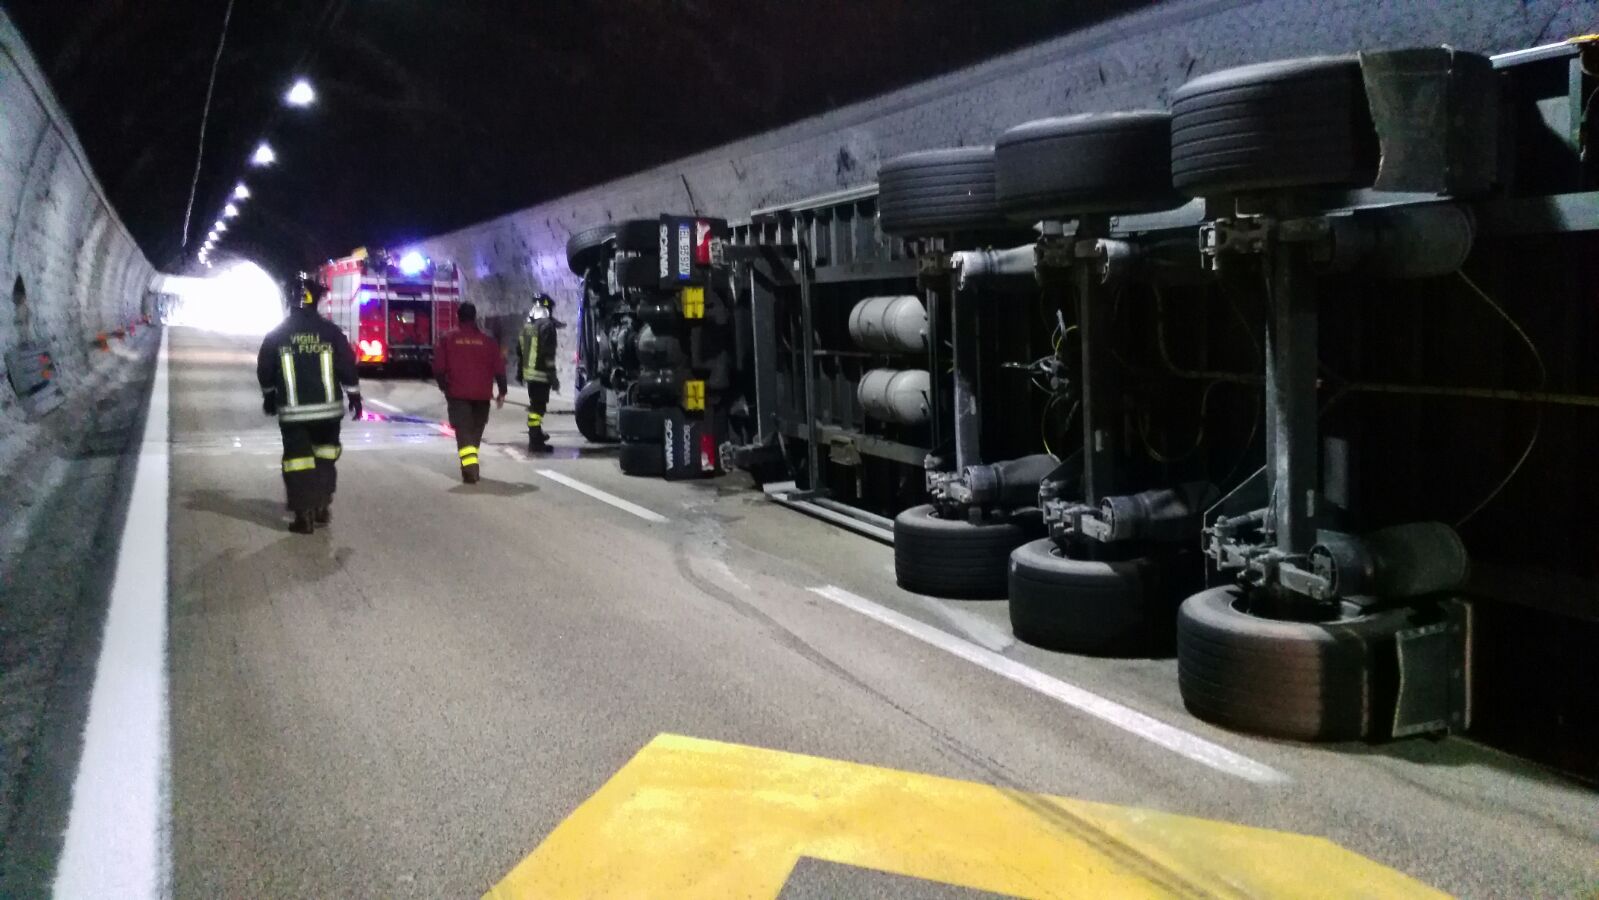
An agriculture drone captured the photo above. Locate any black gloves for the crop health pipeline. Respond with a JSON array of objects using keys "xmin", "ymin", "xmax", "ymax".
[
  {"xmin": 262, "ymin": 393, "xmax": 277, "ymax": 416},
  {"xmin": 348, "ymin": 393, "xmax": 364, "ymax": 421},
  {"xmin": 549, "ymin": 373, "xmax": 561, "ymax": 393}
]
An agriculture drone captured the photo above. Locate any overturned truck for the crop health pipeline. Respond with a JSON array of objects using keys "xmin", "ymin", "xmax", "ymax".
[{"xmin": 567, "ymin": 38, "xmax": 1599, "ymax": 767}]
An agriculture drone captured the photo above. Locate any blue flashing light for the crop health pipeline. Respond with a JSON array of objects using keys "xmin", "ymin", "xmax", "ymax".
[{"xmin": 398, "ymin": 251, "xmax": 428, "ymax": 276}]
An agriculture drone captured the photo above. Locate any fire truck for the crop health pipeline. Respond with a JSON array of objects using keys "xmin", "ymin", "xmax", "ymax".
[{"xmin": 319, "ymin": 248, "xmax": 461, "ymax": 371}]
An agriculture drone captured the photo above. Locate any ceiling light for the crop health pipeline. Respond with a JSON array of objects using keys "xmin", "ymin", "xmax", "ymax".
[
  {"xmin": 224, "ymin": 203, "xmax": 239, "ymax": 218},
  {"xmin": 251, "ymin": 142, "xmax": 276, "ymax": 166},
  {"xmin": 216, "ymin": 221, "xmax": 228, "ymax": 232},
  {"xmin": 285, "ymin": 78, "xmax": 316, "ymax": 107},
  {"xmin": 233, "ymin": 183, "xmax": 251, "ymax": 200}
]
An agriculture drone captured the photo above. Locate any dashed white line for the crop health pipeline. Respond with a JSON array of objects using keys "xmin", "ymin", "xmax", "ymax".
[
  {"xmin": 365, "ymin": 397, "xmax": 404, "ymax": 413},
  {"xmin": 808, "ymin": 585, "xmax": 1290, "ymax": 786},
  {"xmin": 55, "ymin": 329, "xmax": 172, "ymax": 898},
  {"xmin": 533, "ymin": 469, "xmax": 668, "ymax": 523}
]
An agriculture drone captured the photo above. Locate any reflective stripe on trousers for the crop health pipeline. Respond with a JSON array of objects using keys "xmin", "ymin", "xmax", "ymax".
[
  {"xmin": 313, "ymin": 444, "xmax": 341, "ymax": 461},
  {"xmin": 527, "ymin": 412, "xmax": 543, "ymax": 427},
  {"xmin": 458, "ymin": 445, "xmax": 479, "ymax": 467},
  {"xmin": 283, "ymin": 456, "xmax": 316, "ymax": 473}
]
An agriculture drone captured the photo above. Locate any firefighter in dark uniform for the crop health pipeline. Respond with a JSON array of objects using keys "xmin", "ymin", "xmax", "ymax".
[
  {"xmin": 433, "ymin": 301, "xmax": 507, "ymax": 482},
  {"xmin": 516, "ymin": 293, "xmax": 560, "ymax": 453},
  {"xmin": 257, "ymin": 273, "xmax": 362, "ymax": 534}
]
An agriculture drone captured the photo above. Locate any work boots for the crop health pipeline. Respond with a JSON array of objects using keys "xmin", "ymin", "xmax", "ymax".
[
  {"xmin": 462, "ymin": 466, "xmax": 481, "ymax": 484},
  {"xmin": 289, "ymin": 510, "xmax": 315, "ymax": 534},
  {"xmin": 529, "ymin": 429, "xmax": 552, "ymax": 454},
  {"xmin": 313, "ymin": 506, "xmax": 332, "ymax": 525}
]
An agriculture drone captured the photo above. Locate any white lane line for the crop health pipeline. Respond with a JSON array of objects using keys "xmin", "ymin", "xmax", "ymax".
[
  {"xmin": 366, "ymin": 397, "xmax": 404, "ymax": 413},
  {"xmin": 808, "ymin": 585, "xmax": 1290, "ymax": 786},
  {"xmin": 55, "ymin": 329, "xmax": 172, "ymax": 898},
  {"xmin": 904, "ymin": 594, "xmax": 1016, "ymax": 653},
  {"xmin": 533, "ymin": 469, "xmax": 668, "ymax": 523}
]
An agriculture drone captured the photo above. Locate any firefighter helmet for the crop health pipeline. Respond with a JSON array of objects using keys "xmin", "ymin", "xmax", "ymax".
[
  {"xmin": 528, "ymin": 293, "xmax": 555, "ymax": 320},
  {"xmin": 290, "ymin": 272, "xmax": 326, "ymax": 308}
]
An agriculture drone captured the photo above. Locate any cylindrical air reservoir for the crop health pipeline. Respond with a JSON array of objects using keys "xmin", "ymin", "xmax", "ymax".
[
  {"xmin": 858, "ymin": 368, "xmax": 930, "ymax": 425},
  {"xmin": 1310, "ymin": 522, "xmax": 1470, "ymax": 599},
  {"xmin": 848, "ymin": 295, "xmax": 926, "ymax": 353}
]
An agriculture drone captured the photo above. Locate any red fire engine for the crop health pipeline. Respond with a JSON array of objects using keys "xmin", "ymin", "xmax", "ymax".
[{"xmin": 319, "ymin": 248, "xmax": 461, "ymax": 371}]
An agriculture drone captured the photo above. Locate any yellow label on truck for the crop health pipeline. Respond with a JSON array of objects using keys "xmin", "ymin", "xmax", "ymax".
[
  {"xmin": 681, "ymin": 285, "xmax": 705, "ymax": 319},
  {"xmin": 683, "ymin": 379, "xmax": 706, "ymax": 411}
]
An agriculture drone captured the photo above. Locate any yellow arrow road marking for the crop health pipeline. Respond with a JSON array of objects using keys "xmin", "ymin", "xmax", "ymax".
[{"xmin": 486, "ymin": 734, "xmax": 1444, "ymax": 899}]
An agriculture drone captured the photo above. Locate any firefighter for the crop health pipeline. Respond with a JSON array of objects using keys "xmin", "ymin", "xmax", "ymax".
[
  {"xmin": 257, "ymin": 272, "xmax": 362, "ymax": 534},
  {"xmin": 516, "ymin": 293, "xmax": 560, "ymax": 453},
  {"xmin": 433, "ymin": 301, "xmax": 506, "ymax": 483}
]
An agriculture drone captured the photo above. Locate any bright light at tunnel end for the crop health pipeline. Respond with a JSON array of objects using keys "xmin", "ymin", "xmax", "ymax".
[{"xmin": 162, "ymin": 261, "xmax": 286, "ymax": 335}]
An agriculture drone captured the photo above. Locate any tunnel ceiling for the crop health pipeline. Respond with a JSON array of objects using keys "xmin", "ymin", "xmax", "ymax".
[{"xmin": 6, "ymin": 0, "xmax": 1152, "ymax": 278}]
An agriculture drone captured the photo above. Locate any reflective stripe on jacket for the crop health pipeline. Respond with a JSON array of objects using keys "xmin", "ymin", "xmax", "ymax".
[
  {"xmin": 258, "ymin": 308, "xmax": 359, "ymax": 422},
  {"xmin": 517, "ymin": 318, "xmax": 557, "ymax": 383}
]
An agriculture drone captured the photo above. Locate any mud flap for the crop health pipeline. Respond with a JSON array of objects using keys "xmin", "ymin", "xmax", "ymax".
[{"xmin": 1391, "ymin": 598, "xmax": 1473, "ymax": 737}]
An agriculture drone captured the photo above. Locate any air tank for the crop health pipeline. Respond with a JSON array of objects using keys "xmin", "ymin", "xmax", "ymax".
[
  {"xmin": 858, "ymin": 368, "xmax": 930, "ymax": 425},
  {"xmin": 848, "ymin": 295, "xmax": 926, "ymax": 353}
]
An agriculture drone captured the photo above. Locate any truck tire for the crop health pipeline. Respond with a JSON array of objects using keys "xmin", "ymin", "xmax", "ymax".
[
  {"xmin": 636, "ymin": 331, "xmax": 684, "ymax": 368},
  {"xmin": 878, "ymin": 148, "xmax": 1007, "ymax": 239},
  {"xmin": 574, "ymin": 381, "xmax": 612, "ymax": 443},
  {"xmin": 1007, "ymin": 538, "xmax": 1167, "ymax": 654},
  {"xmin": 614, "ymin": 218, "xmax": 661, "ymax": 254},
  {"xmin": 995, "ymin": 112, "xmax": 1183, "ymax": 219},
  {"xmin": 615, "ymin": 254, "xmax": 660, "ymax": 291},
  {"xmin": 1176, "ymin": 585, "xmax": 1435, "ymax": 741},
  {"xmin": 619, "ymin": 440, "xmax": 665, "ymax": 477},
  {"xmin": 1171, "ymin": 56, "xmax": 1379, "ymax": 196},
  {"xmin": 894, "ymin": 504, "xmax": 1041, "ymax": 599},
  {"xmin": 617, "ymin": 405, "xmax": 668, "ymax": 443},
  {"xmin": 566, "ymin": 224, "xmax": 616, "ymax": 275},
  {"xmin": 636, "ymin": 298, "xmax": 679, "ymax": 329}
]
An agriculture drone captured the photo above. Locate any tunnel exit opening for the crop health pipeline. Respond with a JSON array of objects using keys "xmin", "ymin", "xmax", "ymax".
[{"xmin": 160, "ymin": 261, "xmax": 285, "ymax": 335}]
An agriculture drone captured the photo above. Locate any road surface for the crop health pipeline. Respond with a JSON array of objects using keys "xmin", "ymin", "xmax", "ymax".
[{"xmin": 47, "ymin": 328, "xmax": 1599, "ymax": 896}]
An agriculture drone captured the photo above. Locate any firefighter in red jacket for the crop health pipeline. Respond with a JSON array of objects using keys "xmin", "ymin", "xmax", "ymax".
[
  {"xmin": 257, "ymin": 273, "xmax": 362, "ymax": 533},
  {"xmin": 433, "ymin": 301, "xmax": 506, "ymax": 483}
]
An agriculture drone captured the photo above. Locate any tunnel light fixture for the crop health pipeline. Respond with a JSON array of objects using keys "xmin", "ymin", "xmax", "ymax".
[
  {"xmin": 233, "ymin": 183, "xmax": 251, "ymax": 201},
  {"xmin": 251, "ymin": 142, "xmax": 276, "ymax": 167},
  {"xmin": 285, "ymin": 78, "xmax": 316, "ymax": 108},
  {"xmin": 224, "ymin": 203, "xmax": 239, "ymax": 218},
  {"xmin": 216, "ymin": 221, "xmax": 228, "ymax": 233}
]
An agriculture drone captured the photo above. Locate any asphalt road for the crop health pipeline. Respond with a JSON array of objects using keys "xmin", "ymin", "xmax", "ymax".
[{"xmin": 158, "ymin": 327, "xmax": 1597, "ymax": 897}]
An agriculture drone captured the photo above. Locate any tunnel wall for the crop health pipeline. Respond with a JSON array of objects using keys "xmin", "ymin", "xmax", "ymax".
[
  {"xmin": 415, "ymin": 0, "xmax": 1596, "ymax": 391},
  {"xmin": 0, "ymin": 9, "xmax": 155, "ymax": 420}
]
